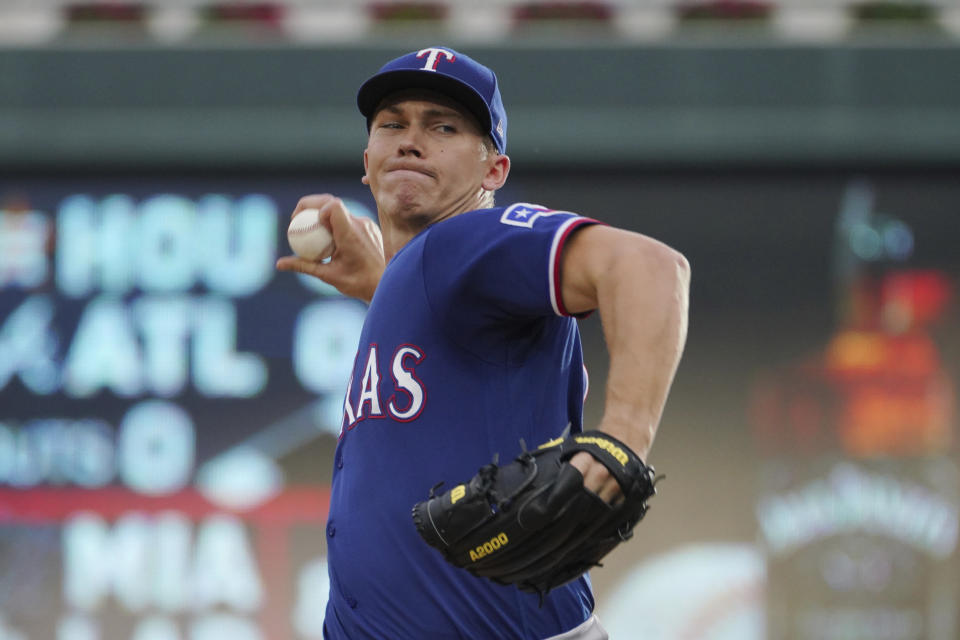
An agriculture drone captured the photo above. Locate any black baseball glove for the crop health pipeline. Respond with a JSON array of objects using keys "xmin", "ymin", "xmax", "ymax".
[{"xmin": 411, "ymin": 430, "xmax": 659, "ymax": 599}]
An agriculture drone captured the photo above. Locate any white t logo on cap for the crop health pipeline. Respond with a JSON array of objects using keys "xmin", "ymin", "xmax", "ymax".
[{"xmin": 417, "ymin": 48, "xmax": 456, "ymax": 71}]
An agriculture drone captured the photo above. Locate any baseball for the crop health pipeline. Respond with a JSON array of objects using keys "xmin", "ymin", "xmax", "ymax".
[{"xmin": 287, "ymin": 208, "xmax": 335, "ymax": 261}]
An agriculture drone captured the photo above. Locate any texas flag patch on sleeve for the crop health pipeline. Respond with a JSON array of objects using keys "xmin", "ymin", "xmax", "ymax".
[{"xmin": 499, "ymin": 203, "xmax": 570, "ymax": 228}]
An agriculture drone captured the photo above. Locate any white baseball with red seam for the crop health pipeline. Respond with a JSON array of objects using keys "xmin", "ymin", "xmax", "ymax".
[{"xmin": 287, "ymin": 208, "xmax": 335, "ymax": 261}]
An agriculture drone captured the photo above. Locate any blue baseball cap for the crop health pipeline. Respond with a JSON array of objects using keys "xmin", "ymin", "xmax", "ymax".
[{"xmin": 357, "ymin": 46, "xmax": 507, "ymax": 154}]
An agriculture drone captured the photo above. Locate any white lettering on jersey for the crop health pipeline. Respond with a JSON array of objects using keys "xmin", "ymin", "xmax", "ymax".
[
  {"xmin": 354, "ymin": 344, "xmax": 383, "ymax": 421},
  {"xmin": 388, "ymin": 345, "xmax": 426, "ymax": 422},
  {"xmin": 341, "ymin": 373, "xmax": 356, "ymax": 433}
]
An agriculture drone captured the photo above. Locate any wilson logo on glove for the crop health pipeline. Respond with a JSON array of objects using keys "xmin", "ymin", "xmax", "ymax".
[
  {"xmin": 411, "ymin": 430, "xmax": 659, "ymax": 601},
  {"xmin": 572, "ymin": 436, "xmax": 629, "ymax": 466}
]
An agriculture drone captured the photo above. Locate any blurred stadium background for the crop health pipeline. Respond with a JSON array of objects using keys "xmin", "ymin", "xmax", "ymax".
[{"xmin": 2, "ymin": 1, "xmax": 959, "ymax": 639}]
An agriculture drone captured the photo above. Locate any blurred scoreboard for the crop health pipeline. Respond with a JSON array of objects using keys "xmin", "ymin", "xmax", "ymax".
[{"xmin": 0, "ymin": 176, "xmax": 376, "ymax": 640}]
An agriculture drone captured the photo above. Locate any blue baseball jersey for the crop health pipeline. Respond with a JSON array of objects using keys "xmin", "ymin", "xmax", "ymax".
[{"xmin": 323, "ymin": 204, "xmax": 599, "ymax": 639}]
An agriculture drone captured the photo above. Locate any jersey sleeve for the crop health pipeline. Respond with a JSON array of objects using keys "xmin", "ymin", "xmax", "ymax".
[{"xmin": 422, "ymin": 203, "xmax": 599, "ymax": 321}]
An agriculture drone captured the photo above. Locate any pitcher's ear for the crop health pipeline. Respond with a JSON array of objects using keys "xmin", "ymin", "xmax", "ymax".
[{"xmin": 482, "ymin": 153, "xmax": 511, "ymax": 192}]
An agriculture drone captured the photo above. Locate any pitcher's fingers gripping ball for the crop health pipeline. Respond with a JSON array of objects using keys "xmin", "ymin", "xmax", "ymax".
[
  {"xmin": 412, "ymin": 431, "xmax": 660, "ymax": 600},
  {"xmin": 287, "ymin": 207, "xmax": 335, "ymax": 261}
]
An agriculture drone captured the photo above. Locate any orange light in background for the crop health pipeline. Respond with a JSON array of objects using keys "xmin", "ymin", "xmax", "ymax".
[
  {"xmin": 820, "ymin": 267, "xmax": 956, "ymax": 457},
  {"xmin": 826, "ymin": 330, "xmax": 940, "ymax": 378},
  {"xmin": 752, "ymin": 328, "xmax": 955, "ymax": 458},
  {"xmin": 838, "ymin": 377, "xmax": 954, "ymax": 457}
]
